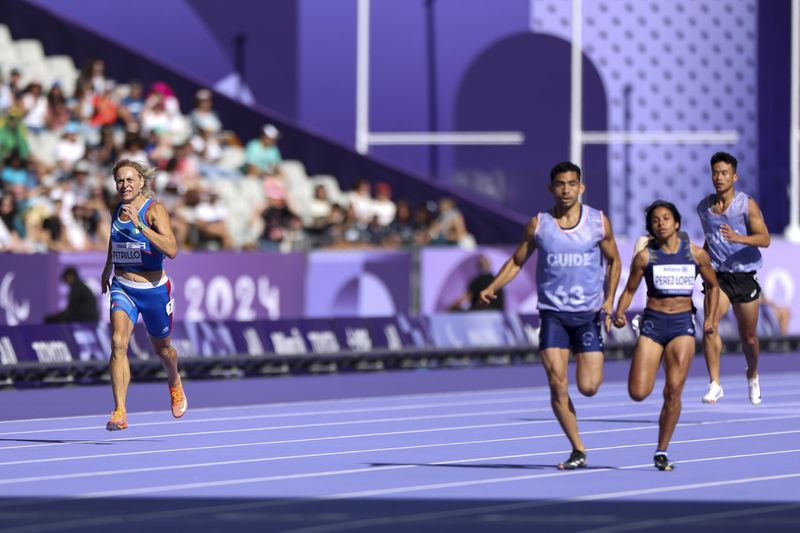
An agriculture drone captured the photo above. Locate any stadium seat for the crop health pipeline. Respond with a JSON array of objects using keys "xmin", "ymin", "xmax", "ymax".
[
  {"xmin": 14, "ymin": 39, "xmax": 45, "ymax": 64},
  {"xmin": 311, "ymin": 174, "xmax": 348, "ymax": 207}
]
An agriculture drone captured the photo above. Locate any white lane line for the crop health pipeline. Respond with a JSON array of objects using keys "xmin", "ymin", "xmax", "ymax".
[
  {"xmin": 0, "ymin": 401, "xmax": 796, "ymax": 461},
  {"xmin": 69, "ymin": 430, "xmax": 800, "ymax": 497},
  {"xmin": 280, "ymin": 472, "xmax": 800, "ymax": 533},
  {"xmin": 0, "ymin": 403, "xmax": 740, "ymax": 466},
  {"xmin": 3, "ymin": 394, "xmax": 796, "ymax": 455},
  {"xmin": 2, "ymin": 371, "xmax": 796, "ymax": 427},
  {"xmin": 0, "ymin": 399, "xmax": 653, "ymax": 451},
  {"xmin": 0, "ymin": 385, "xmax": 541, "ymax": 425},
  {"xmin": 2, "ymin": 428, "xmax": 800, "ymax": 487},
  {"xmin": 2, "ymin": 380, "xmax": 797, "ymax": 438},
  {"xmin": 5, "ymin": 447, "xmax": 799, "ymax": 533},
  {"xmin": 0, "ymin": 395, "xmax": 555, "ymax": 437}
]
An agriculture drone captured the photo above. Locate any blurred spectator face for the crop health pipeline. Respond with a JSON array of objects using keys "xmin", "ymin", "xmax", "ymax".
[
  {"xmin": 355, "ymin": 180, "xmax": 370, "ymax": 195},
  {"xmin": 375, "ymin": 182, "xmax": 391, "ymax": 200},
  {"xmin": 439, "ymin": 197, "xmax": 454, "ymax": 213},
  {"xmin": 0, "ymin": 195, "xmax": 15, "ymax": 215},
  {"xmin": 314, "ymin": 185, "xmax": 328, "ymax": 200},
  {"xmin": 129, "ymin": 82, "xmax": 143, "ymax": 100},
  {"xmin": 29, "ymin": 81, "xmax": 42, "ymax": 96},
  {"xmin": 396, "ymin": 201, "xmax": 411, "ymax": 221},
  {"xmin": 91, "ymin": 59, "xmax": 105, "ymax": 76},
  {"xmin": 196, "ymin": 89, "xmax": 213, "ymax": 109}
]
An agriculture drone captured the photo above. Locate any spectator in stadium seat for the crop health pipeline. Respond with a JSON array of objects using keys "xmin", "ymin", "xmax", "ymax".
[
  {"xmin": 449, "ymin": 254, "xmax": 504, "ymax": 311},
  {"xmin": 307, "ymin": 184, "xmax": 333, "ymax": 229},
  {"xmin": 347, "ymin": 179, "xmax": 373, "ymax": 223},
  {"xmin": 45, "ymin": 83, "xmax": 71, "ymax": 131},
  {"xmin": 54, "ymin": 122, "xmax": 86, "ymax": 172},
  {"xmin": 0, "ymin": 193, "xmax": 30, "ymax": 252},
  {"xmin": 429, "ymin": 197, "xmax": 475, "ymax": 249},
  {"xmin": 192, "ymin": 188, "xmax": 233, "ymax": 250},
  {"xmin": 258, "ymin": 195, "xmax": 293, "ymax": 250},
  {"xmin": 79, "ymin": 58, "xmax": 107, "ymax": 96},
  {"xmin": 384, "ymin": 200, "xmax": 416, "ymax": 248},
  {"xmin": 281, "ymin": 214, "xmax": 312, "ymax": 252},
  {"xmin": 119, "ymin": 80, "xmax": 145, "ymax": 126},
  {"xmin": 44, "ymin": 267, "xmax": 99, "ymax": 324},
  {"xmin": 0, "ymin": 69, "xmax": 14, "ymax": 112},
  {"xmin": 245, "ymin": 124, "xmax": 282, "ymax": 174},
  {"xmin": 190, "ymin": 89, "xmax": 221, "ymax": 135},
  {"xmin": 89, "ymin": 80, "xmax": 119, "ymax": 128},
  {"xmin": 1, "ymin": 151, "xmax": 33, "ymax": 189},
  {"xmin": 20, "ymin": 80, "xmax": 47, "ymax": 133},
  {"xmin": 6, "ymin": 68, "xmax": 23, "ymax": 104},
  {"xmin": 0, "ymin": 108, "xmax": 30, "ymax": 160},
  {"xmin": 91, "ymin": 125, "xmax": 120, "ymax": 168},
  {"xmin": 372, "ymin": 182, "xmax": 396, "ymax": 226}
]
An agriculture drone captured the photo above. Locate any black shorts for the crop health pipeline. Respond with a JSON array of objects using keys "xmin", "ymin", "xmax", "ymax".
[{"xmin": 713, "ymin": 271, "xmax": 761, "ymax": 304}]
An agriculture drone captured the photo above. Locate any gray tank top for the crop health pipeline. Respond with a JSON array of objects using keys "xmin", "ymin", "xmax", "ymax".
[
  {"xmin": 535, "ymin": 205, "xmax": 606, "ymax": 312},
  {"xmin": 696, "ymin": 191, "xmax": 762, "ymax": 272}
]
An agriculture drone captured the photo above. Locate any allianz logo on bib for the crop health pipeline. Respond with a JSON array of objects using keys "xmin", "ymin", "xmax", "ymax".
[
  {"xmin": 546, "ymin": 252, "xmax": 594, "ymax": 268},
  {"xmin": 653, "ymin": 264, "xmax": 695, "ymax": 290}
]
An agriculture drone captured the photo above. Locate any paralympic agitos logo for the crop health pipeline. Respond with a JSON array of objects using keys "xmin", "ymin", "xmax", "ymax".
[{"xmin": 0, "ymin": 272, "xmax": 31, "ymax": 326}]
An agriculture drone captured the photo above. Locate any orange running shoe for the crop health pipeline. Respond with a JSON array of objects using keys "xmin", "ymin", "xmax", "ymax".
[
  {"xmin": 170, "ymin": 385, "xmax": 187, "ymax": 418},
  {"xmin": 106, "ymin": 410, "xmax": 128, "ymax": 431}
]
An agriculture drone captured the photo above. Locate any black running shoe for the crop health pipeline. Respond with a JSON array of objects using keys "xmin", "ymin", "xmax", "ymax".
[
  {"xmin": 558, "ymin": 449, "xmax": 587, "ymax": 470},
  {"xmin": 654, "ymin": 452, "xmax": 674, "ymax": 471}
]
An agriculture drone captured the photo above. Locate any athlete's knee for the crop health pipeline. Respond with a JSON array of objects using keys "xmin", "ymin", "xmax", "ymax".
[
  {"xmin": 662, "ymin": 384, "xmax": 682, "ymax": 406},
  {"xmin": 547, "ymin": 375, "xmax": 569, "ymax": 397},
  {"xmin": 578, "ymin": 381, "xmax": 600, "ymax": 397},
  {"xmin": 110, "ymin": 334, "xmax": 129, "ymax": 359},
  {"xmin": 156, "ymin": 345, "xmax": 175, "ymax": 360},
  {"xmin": 741, "ymin": 333, "xmax": 759, "ymax": 351},
  {"xmin": 628, "ymin": 384, "xmax": 649, "ymax": 402}
]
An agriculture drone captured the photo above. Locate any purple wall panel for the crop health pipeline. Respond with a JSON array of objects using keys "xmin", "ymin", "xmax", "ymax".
[
  {"xmin": 0, "ymin": 254, "xmax": 59, "ymax": 326},
  {"xmin": 304, "ymin": 250, "xmax": 411, "ymax": 317}
]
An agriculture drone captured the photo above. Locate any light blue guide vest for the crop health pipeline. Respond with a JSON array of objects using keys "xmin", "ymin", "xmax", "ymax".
[
  {"xmin": 696, "ymin": 191, "xmax": 762, "ymax": 272},
  {"xmin": 535, "ymin": 205, "xmax": 605, "ymax": 313}
]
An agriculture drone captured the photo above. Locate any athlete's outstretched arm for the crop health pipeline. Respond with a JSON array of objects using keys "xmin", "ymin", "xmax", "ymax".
[
  {"xmin": 599, "ymin": 214, "xmax": 622, "ymax": 331},
  {"xmin": 720, "ymin": 198, "xmax": 770, "ymax": 248},
  {"xmin": 101, "ymin": 232, "xmax": 113, "ymax": 294},
  {"xmin": 477, "ymin": 216, "xmax": 537, "ymax": 306},
  {"xmin": 613, "ymin": 249, "xmax": 648, "ymax": 328},
  {"xmin": 692, "ymin": 244, "xmax": 720, "ymax": 335},
  {"xmin": 122, "ymin": 201, "xmax": 178, "ymax": 259}
]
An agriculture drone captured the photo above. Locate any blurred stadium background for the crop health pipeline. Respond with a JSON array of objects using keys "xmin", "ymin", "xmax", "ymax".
[{"xmin": 0, "ymin": 0, "xmax": 798, "ymax": 383}]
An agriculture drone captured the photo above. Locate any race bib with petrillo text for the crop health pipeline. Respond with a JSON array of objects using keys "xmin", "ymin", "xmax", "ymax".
[{"xmin": 111, "ymin": 241, "xmax": 147, "ymax": 264}]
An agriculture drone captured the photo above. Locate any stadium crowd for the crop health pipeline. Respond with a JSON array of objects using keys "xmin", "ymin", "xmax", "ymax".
[{"xmin": 0, "ymin": 59, "xmax": 476, "ymax": 253}]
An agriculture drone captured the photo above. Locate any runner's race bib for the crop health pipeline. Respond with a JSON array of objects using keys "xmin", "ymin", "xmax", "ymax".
[
  {"xmin": 112, "ymin": 241, "xmax": 147, "ymax": 264},
  {"xmin": 652, "ymin": 264, "xmax": 695, "ymax": 294}
]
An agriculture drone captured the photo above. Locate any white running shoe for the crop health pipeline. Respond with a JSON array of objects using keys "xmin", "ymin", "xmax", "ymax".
[
  {"xmin": 702, "ymin": 381, "xmax": 724, "ymax": 404},
  {"xmin": 748, "ymin": 376, "xmax": 762, "ymax": 405}
]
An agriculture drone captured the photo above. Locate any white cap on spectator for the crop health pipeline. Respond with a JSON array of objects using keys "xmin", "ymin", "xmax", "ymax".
[
  {"xmin": 262, "ymin": 124, "xmax": 280, "ymax": 139},
  {"xmin": 196, "ymin": 88, "xmax": 212, "ymax": 100}
]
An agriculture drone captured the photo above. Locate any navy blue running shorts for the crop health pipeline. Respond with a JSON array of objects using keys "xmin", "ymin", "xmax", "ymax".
[
  {"xmin": 539, "ymin": 310, "xmax": 604, "ymax": 354},
  {"xmin": 638, "ymin": 308, "xmax": 695, "ymax": 346}
]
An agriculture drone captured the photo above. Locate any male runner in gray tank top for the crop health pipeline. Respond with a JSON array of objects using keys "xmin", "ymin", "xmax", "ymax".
[{"xmin": 696, "ymin": 152, "xmax": 771, "ymax": 405}]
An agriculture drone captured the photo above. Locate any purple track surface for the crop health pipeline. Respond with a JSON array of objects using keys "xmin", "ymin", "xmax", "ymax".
[{"xmin": 0, "ymin": 353, "xmax": 798, "ymax": 532}]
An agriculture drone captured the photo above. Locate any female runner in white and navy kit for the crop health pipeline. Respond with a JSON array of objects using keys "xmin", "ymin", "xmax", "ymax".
[
  {"xmin": 100, "ymin": 159, "xmax": 187, "ymax": 431},
  {"xmin": 614, "ymin": 201, "xmax": 719, "ymax": 470}
]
